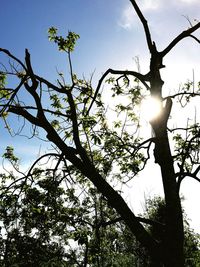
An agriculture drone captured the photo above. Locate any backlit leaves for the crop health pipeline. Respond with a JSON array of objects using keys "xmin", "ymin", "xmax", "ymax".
[
  {"xmin": 173, "ymin": 123, "xmax": 200, "ymax": 172},
  {"xmin": 0, "ymin": 72, "xmax": 10, "ymax": 100},
  {"xmin": 48, "ymin": 27, "xmax": 80, "ymax": 52},
  {"xmin": 2, "ymin": 146, "xmax": 19, "ymax": 164},
  {"xmin": 0, "ymin": 72, "xmax": 6, "ymax": 88}
]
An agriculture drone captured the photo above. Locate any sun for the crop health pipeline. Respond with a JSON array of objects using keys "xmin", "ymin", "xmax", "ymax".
[{"xmin": 140, "ymin": 97, "xmax": 162, "ymax": 122}]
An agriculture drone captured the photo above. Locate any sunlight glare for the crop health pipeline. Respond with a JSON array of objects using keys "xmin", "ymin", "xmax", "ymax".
[{"xmin": 141, "ymin": 97, "xmax": 162, "ymax": 122}]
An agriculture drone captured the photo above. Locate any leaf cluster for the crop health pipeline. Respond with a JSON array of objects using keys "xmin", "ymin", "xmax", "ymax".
[{"xmin": 48, "ymin": 27, "xmax": 80, "ymax": 52}]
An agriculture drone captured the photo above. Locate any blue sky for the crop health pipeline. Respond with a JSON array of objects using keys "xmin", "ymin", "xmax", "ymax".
[
  {"xmin": 0, "ymin": 0, "xmax": 200, "ymax": 230},
  {"xmin": 1, "ymin": 0, "xmax": 199, "ymax": 80},
  {"xmin": 1, "ymin": 0, "xmax": 199, "ymax": 160}
]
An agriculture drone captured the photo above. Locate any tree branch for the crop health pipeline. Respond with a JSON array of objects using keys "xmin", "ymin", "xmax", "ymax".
[
  {"xmin": 25, "ymin": 49, "xmax": 38, "ymax": 89},
  {"xmin": 65, "ymin": 86, "xmax": 83, "ymax": 151},
  {"xmin": 177, "ymin": 171, "xmax": 200, "ymax": 192},
  {"xmin": 35, "ymin": 75, "xmax": 65, "ymax": 93},
  {"xmin": 0, "ymin": 48, "xmax": 27, "ymax": 70},
  {"xmin": 0, "ymin": 78, "xmax": 26, "ymax": 116},
  {"xmin": 98, "ymin": 216, "xmax": 165, "ymax": 229},
  {"xmin": 87, "ymin": 68, "xmax": 150, "ymax": 115},
  {"xmin": 129, "ymin": 0, "xmax": 153, "ymax": 52},
  {"xmin": 161, "ymin": 22, "xmax": 200, "ymax": 57},
  {"xmin": 166, "ymin": 91, "xmax": 200, "ymax": 100},
  {"xmin": 189, "ymin": 34, "xmax": 200, "ymax": 44},
  {"xmin": 8, "ymin": 106, "xmax": 42, "ymax": 126}
]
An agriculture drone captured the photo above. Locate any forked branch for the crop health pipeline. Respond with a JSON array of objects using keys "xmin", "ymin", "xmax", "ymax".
[
  {"xmin": 87, "ymin": 68, "xmax": 150, "ymax": 115},
  {"xmin": 161, "ymin": 22, "xmax": 200, "ymax": 57}
]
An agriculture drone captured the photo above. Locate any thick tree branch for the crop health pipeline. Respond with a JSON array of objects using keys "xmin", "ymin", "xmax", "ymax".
[
  {"xmin": 65, "ymin": 151, "xmax": 160, "ymax": 259},
  {"xmin": 25, "ymin": 49, "xmax": 38, "ymax": 89},
  {"xmin": 8, "ymin": 106, "xmax": 42, "ymax": 126},
  {"xmin": 129, "ymin": 0, "xmax": 153, "ymax": 52}
]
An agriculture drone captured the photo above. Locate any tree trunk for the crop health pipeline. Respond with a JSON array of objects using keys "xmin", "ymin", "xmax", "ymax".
[
  {"xmin": 147, "ymin": 43, "xmax": 185, "ymax": 266},
  {"xmin": 153, "ymin": 127, "xmax": 184, "ymax": 266},
  {"xmin": 149, "ymin": 59, "xmax": 184, "ymax": 266}
]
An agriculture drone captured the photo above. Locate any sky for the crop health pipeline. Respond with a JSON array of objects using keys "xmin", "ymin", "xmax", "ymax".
[{"xmin": 0, "ymin": 0, "xmax": 200, "ymax": 232}]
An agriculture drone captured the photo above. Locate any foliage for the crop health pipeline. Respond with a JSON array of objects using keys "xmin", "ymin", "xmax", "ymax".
[
  {"xmin": 48, "ymin": 27, "xmax": 80, "ymax": 52},
  {"xmin": 0, "ymin": 165, "xmax": 199, "ymax": 266},
  {"xmin": 138, "ymin": 197, "xmax": 200, "ymax": 266},
  {"xmin": 0, "ymin": 230, "xmax": 66, "ymax": 267},
  {"xmin": 2, "ymin": 146, "xmax": 19, "ymax": 164},
  {"xmin": 0, "ymin": 164, "xmax": 138, "ymax": 266}
]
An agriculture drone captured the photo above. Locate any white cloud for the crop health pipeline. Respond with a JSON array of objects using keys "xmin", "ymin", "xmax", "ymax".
[
  {"xmin": 140, "ymin": 0, "xmax": 161, "ymax": 10},
  {"xmin": 119, "ymin": 1, "xmax": 162, "ymax": 30},
  {"xmin": 180, "ymin": 0, "xmax": 199, "ymax": 3},
  {"xmin": 119, "ymin": 5, "xmax": 136, "ymax": 30}
]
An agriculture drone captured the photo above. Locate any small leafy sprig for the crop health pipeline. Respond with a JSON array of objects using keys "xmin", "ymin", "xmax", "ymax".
[
  {"xmin": 48, "ymin": 27, "xmax": 80, "ymax": 52},
  {"xmin": 2, "ymin": 146, "xmax": 19, "ymax": 164}
]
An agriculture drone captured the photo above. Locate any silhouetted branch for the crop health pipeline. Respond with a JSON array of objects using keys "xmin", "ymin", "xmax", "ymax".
[
  {"xmin": 27, "ymin": 152, "xmax": 62, "ymax": 177},
  {"xmin": 189, "ymin": 34, "xmax": 200, "ymax": 44},
  {"xmin": 177, "ymin": 172, "xmax": 200, "ymax": 192},
  {"xmin": 65, "ymin": 85, "xmax": 83, "ymax": 152},
  {"xmin": 87, "ymin": 68, "xmax": 150, "ymax": 115},
  {"xmin": 129, "ymin": 0, "xmax": 153, "ymax": 52},
  {"xmin": 166, "ymin": 92, "xmax": 200, "ymax": 100},
  {"xmin": 0, "ymin": 48, "xmax": 27, "ymax": 70},
  {"xmin": 25, "ymin": 49, "xmax": 38, "ymax": 88},
  {"xmin": 9, "ymin": 106, "xmax": 42, "ymax": 126},
  {"xmin": 98, "ymin": 216, "xmax": 165, "ymax": 229},
  {"xmin": 0, "ymin": 78, "xmax": 26, "ymax": 115},
  {"xmin": 161, "ymin": 22, "xmax": 200, "ymax": 57},
  {"xmin": 35, "ymin": 75, "xmax": 64, "ymax": 92}
]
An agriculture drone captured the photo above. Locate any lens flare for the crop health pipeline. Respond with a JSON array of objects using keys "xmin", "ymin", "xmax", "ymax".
[{"xmin": 141, "ymin": 97, "xmax": 162, "ymax": 122}]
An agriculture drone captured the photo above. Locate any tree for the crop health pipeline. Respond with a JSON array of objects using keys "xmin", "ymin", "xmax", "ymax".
[
  {"xmin": 0, "ymin": 169, "xmax": 199, "ymax": 266},
  {"xmin": 0, "ymin": 170, "xmax": 69, "ymax": 267},
  {"xmin": 135, "ymin": 196, "xmax": 200, "ymax": 266},
  {"xmin": 0, "ymin": 1, "xmax": 200, "ymax": 266},
  {"xmin": 0, "ymin": 164, "xmax": 141, "ymax": 266}
]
